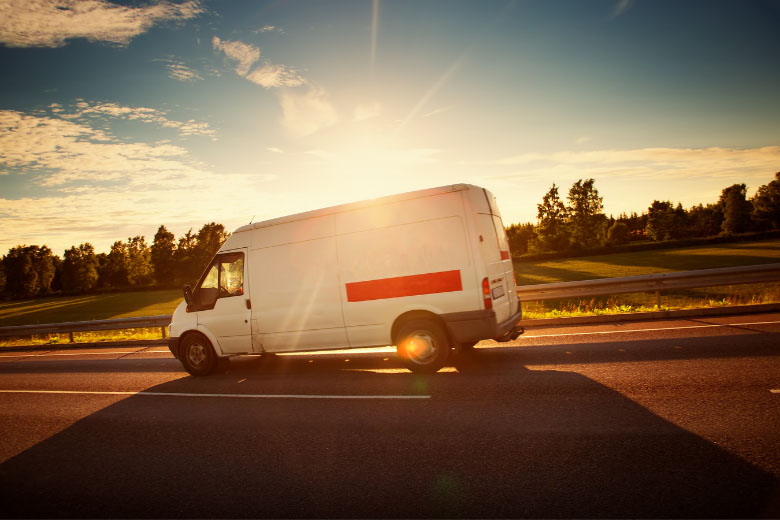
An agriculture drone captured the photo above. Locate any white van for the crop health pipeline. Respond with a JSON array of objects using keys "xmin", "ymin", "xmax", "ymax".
[{"xmin": 167, "ymin": 184, "xmax": 523, "ymax": 375}]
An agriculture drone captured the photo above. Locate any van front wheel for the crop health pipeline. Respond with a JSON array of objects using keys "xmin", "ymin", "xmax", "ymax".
[
  {"xmin": 180, "ymin": 333, "xmax": 218, "ymax": 376},
  {"xmin": 395, "ymin": 320, "xmax": 450, "ymax": 374}
]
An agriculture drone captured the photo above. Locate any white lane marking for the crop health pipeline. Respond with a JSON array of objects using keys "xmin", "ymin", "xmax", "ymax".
[
  {"xmin": 523, "ymin": 320, "xmax": 780, "ymax": 339},
  {"xmin": 0, "ymin": 349, "xmax": 171, "ymax": 358},
  {"xmin": 771, "ymin": 389, "xmax": 780, "ymax": 394},
  {"xmin": 0, "ymin": 389, "xmax": 430, "ymax": 400}
]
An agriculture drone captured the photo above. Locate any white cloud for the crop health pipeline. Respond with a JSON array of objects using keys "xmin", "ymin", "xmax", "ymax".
[
  {"xmin": 353, "ymin": 102, "xmax": 383, "ymax": 122},
  {"xmin": 279, "ymin": 87, "xmax": 339, "ymax": 137},
  {"xmin": 492, "ymin": 146, "xmax": 780, "ymax": 179},
  {"xmin": 0, "ymin": 108, "xmax": 276, "ymax": 254},
  {"xmin": 267, "ymin": 147, "xmax": 284, "ymax": 154},
  {"xmin": 213, "ymin": 35, "xmax": 304, "ymax": 88},
  {"xmin": 212, "ymin": 35, "xmax": 336, "ymax": 137},
  {"xmin": 245, "ymin": 63, "xmax": 305, "ymax": 89},
  {"xmin": 212, "ymin": 36, "xmax": 260, "ymax": 77},
  {"xmin": 0, "ymin": 110, "xmax": 205, "ymax": 187},
  {"xmin": 164, "ymin": 59, "xmax": 203, "ymax": 81},
  {"xmin": 255, "ymin": 25, "xmax": 276, "ymax": 33},
  {"xmin": 0, "ymin": 0, "xmax": 202, "ymax": 48},
  {"xmin": 52, "ymin": 100, "xmax": 216, "ymax": 137}
]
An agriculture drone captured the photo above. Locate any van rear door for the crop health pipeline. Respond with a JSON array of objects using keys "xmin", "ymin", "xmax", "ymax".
[{"xmin": 474, "ymin": 189, "xmax": 518, "ymax": 323}]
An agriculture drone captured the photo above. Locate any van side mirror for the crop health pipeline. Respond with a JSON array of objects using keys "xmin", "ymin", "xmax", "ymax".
[{"xmin": 183, "ymin": 285, "xmax": 193, "ymax": 306}]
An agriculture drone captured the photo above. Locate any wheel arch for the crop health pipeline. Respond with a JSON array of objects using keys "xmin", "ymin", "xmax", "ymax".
[
  {"xmin": 390, "ymin": 310, "xmax": 450, "ymax": 345},
  {"xmin": 181, "ymin": 327, "xmax": 223, "ymax": 357}
]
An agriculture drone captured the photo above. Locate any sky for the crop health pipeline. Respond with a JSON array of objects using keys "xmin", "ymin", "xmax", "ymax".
[{"xmin": 1, "ymin": 0, "xmax": 779, "ymax": 255}]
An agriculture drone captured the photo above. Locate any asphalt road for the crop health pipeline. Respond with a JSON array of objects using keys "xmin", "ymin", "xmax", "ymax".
[{"xmin": 1, "ymin": 312, "xmax": 779, "ymax": 518}]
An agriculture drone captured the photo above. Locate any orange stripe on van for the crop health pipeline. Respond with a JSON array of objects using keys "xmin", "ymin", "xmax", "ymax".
[
  {"xmin": 346, "ymin": 270, "xmax": 462, "ymax": 302},
  {"xmin": 500, "ymin": 250, "xmax": 510, "ymax": 260}
]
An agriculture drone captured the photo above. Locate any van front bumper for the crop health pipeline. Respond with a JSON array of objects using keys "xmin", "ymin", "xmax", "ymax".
[
  {"xmin": 167, "ymin": 337, "xmax": 180, "ymax": 359},
  {"xmin": 442, "ymin": 306, "xmax": 523, "ymax": 344}
]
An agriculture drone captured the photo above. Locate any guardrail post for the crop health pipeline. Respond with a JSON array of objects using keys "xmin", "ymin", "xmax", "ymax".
[
  {"xmin": 161, "ymin": 326, "xmax": 167, "ymax": 339},
  {"xmin": 68, "ymin": 331, "xmax": 74, "ymax": 343}
]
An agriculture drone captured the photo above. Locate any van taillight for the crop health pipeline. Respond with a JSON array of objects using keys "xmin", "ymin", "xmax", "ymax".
[
  {"xmin": 482, "ymin": 277, "xmax": 492, "ymax": 310},
  {"xmin": 513, "ymin": 270, "xmax": 517, "ymax": 287}
]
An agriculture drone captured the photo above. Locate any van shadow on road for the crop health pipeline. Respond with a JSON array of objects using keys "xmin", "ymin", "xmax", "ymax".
[{"xmin": 0, "ymin": 349, "xmax": 777, "ymax": 518}]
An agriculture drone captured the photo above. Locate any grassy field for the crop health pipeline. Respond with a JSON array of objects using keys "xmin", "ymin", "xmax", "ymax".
[
  {"xmin": 1, "ymin": 239, "xmax": 779, "ymax": 344},
  {"xmin": 515, "ymin": 238, "xmax": 780, "ymax": 318},
  {"xmin": 516, "ymin": 239, "xmax": 780, "ymax": 285},
  {"xmin": 0, "ymin": 289, "xmax": 183, "ymax": 327}
]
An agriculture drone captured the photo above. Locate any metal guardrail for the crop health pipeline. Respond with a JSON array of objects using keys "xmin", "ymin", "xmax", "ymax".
[
  {"xmin": 1, "ymin": 263, "xmax": 780, "ymax": 344},
  {"xmin": 0, "ymin": 315, "xmax": 172, "ymax": 343}
]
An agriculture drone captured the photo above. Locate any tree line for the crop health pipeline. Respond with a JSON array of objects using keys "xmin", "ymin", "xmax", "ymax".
[
  {"xmin": 507, "ymin": 172, "xmax": 780, "ymax": 255},
  {"xmin": 0, "ymin": 223, "xmax": 228, "ymax": 299}
]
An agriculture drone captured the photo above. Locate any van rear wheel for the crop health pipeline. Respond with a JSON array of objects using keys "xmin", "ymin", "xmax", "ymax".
[
  {"xmin": 395, "ymin": 319, "xmax": 450, "ymax": 374},
  {"xmin": 180, "ymin": 333, "xmax": 218, "ymax": 376}
]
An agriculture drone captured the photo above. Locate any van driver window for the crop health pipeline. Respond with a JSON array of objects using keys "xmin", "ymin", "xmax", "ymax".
[
  {"xmin": 219, "ymin": 256, "xmax": 244, "ymax": 296},
  {"xmin": 197, "ymin": 253, "xmax": 243, "ymax": 298},
  {"xmin": 201, "ymin": 264, "xmax": 219, "ymax": 289}
]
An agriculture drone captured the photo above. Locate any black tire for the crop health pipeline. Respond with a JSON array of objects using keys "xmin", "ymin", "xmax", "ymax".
[
  {"xmin": 395, "ymin": 319, "xmax": 451, "ymax": 374},
  {"xmin": 179, "ymin": 333, "xmax": 218, "ymax": 376}
]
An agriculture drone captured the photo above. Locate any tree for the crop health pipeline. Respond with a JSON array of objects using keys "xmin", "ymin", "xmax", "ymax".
[
  {"xmin": 669, "ymin": 202, "xmax": 689, "ymax": 239},
  {"xmin": 96, "ymin": 252, "xmax": 110, "ymax": 288},
  {"xmin": 646, "ymin": 200, "xmax": 674, "ymax": 241},
  {"xmin": 174, "ymin": 228, "xmax": 198, "ymax": 286},
  {"xmin": 193, "ymin": 222, "xmax": 229, "ymax": 270},
  {"xmin": 61, "ymin": 243, "xmax": 99, "ymax": 292},
  {"xmin": 151, "ymin": 225, "xmax": 176, "ymax": 285},
  {"xmin": 185, "ymin": 223, "xmax": 230, "ymax": 284},
  {"xmin": 2, "ymin": 245, "xmax": 56, "ymax": 298},
  {"xmin": 567, "ymin": 178, "xmax": 606, "ymax": 249},
  {"xmin": 616, "ymin": 211, "xmax": 647, "ymax": 240},
  {"xmin": 506, "ymin": 222, "xmax": 537, "ymax": 255},
  {"xmin": 0, "ymin": 261, "xmax": 5, "ymax": 295},
  {"xmin": 103, "ymin": 241, "xmax": 130, "ymax": 288},
  {"xmin": 688, "ymin": 203, "xmax": 722, "ymax": 237},
  {"xmin": 719, "ymin": 183, "xmax": 751, "ymax": 235},
  {"xmin": 126, "ymin": 236, "xmax": 152, "ymax": 286},
  {"xmin": 606, "ymin": 221, "xmax": 631, "ymax": 246},
  {"xmin": 752, "ymin": 172, "xmax": 780, "ymax": 230},
  {"xmin": 536, "ymin": 184, "xmax": 570, "ymax": 252}
]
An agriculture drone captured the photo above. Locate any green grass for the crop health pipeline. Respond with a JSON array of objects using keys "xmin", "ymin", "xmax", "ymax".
[
  {"xmin": 0, "ymin": 289, "xmax": 184, "ymax": 347},
  {"xmin": 0, "ymin": 327, "xmax": 167, "ymax": 347},
  {"xmin": 516, "ymin": 239, "xmax": 780, "ymax": 285},
  {"xmin": 0, "ymin": 289, "xmax": 183, "ymax": 327},
  {"xmin": 516, "ymin": 239, "xmax": 780, "ymax": 318}
]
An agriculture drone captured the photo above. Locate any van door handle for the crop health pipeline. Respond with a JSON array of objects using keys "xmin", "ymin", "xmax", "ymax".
[{"xmin": 246, "ymin": 299, "xmax": 252, "ymax": 309}]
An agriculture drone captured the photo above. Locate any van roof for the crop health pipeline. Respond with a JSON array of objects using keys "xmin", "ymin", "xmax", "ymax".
[{"xmin": 234, "ymin": 183, "xmax": 476, "ymax": 233}]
